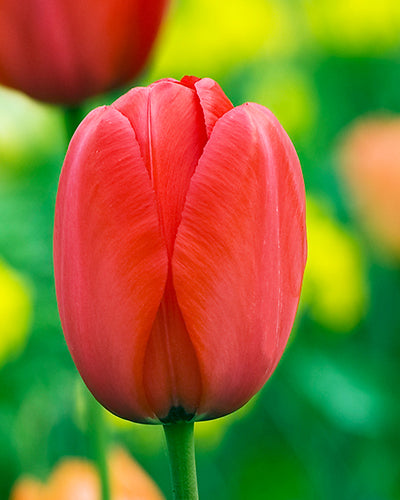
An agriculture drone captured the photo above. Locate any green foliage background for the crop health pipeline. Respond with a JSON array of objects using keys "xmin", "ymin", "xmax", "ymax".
[{"xmin": 1, "ymin": 0, "xmax": 400, "ymax": 498}]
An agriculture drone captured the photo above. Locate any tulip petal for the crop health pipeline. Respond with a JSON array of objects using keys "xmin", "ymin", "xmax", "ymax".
[
  {"xmin": 193, "ymin": 78, "xmax": 234, "ymax": 138},
  {"xmin": 114, "ymin": 80, "xmax": 207, "ymax": 419},
  {"xmin": 113, "ymin": 80, "xmax": 208, "ymax": 256},
  {"xmin": 54, "ymin": 106, "xmax": 168, "ymax": 422},
  {"xmin": 173, "ymin": 103, "xmax": 307, "ymax": 419},
  {"xmin": 179, "ymin": 77, "xmax": 233, "ymax": 138},
  {"xmin": 179, "ymin": 75, "xmax": 202, "ymax": 88}
]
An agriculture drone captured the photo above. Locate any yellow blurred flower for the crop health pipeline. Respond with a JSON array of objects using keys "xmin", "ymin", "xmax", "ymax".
[
  {"xmin": 148, "ymin": 0, "xmax": 301, "ymax": 82},
  {"xmin": 10, "ymin": 446, "xmax": 164, "ymax": 500},
  {"xmin": 302, "ymin": 0, "xmax": 400, "ymax": 54},
  {"xmin": 0, "ymin": 258, "xmax": 32, "ymax": 365},
  {"xmin": 302, "ymin": 199, "xmax": 368, "ymax": 332},
  {"xmin": 244, "ymin": 65, "xmax": 317, "ymax": 140}
]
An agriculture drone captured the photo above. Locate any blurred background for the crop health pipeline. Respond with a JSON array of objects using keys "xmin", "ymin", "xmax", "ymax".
[{"xmin": 1, "ymin": 0, "xmax": 400, "ymax": 498}]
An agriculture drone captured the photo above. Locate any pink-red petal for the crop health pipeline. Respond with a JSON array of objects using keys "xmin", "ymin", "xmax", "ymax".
[
  {"xmin": 113, "ymin": 80, "xmax": 207, "ymax": 419},
  {"xmin": 193, "ymin": 78, "xmax": 234, "ymax": 138},
  {"xmin": 54, "ymin": 106, "xmax": 168, "ymax": 422},
  {"xmin": 173, "ymin": 103, "xmax": 307, "ymax": 419},
  {"xmin": 113, "ymin": 80, "xmax": 207, "ymax": 256},
  {"xmin": 143, "ymin": 273, "xmax": 202, "ymax": 420}
]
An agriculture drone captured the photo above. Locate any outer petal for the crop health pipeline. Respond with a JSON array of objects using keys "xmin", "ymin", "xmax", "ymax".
[
  {"xmin": 173, "ymin": 103, "xmax": 307, "ymax": 419},
  {"xmin": 113, "ymin": 80, "xmax": 207, "ymax": 256},
  {"xmin": 54, "ymin": 106, "xmax": 168, "ymax": 422},
  {"xmin": 113, "ymin": 80, "xmax": 207, "ymax": 420}
]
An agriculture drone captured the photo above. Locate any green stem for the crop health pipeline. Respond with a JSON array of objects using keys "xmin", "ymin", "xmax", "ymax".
[
  {"xmin": 63, "ymin": 106, "xmax": 84, "ymax": 143},
  {"xmin": 163, "ymin": 422, "xmax": 199, "ymax": 500},
  {"xmin": 86, "ymin": 390, "xmax": 111, "ymax": 500}
]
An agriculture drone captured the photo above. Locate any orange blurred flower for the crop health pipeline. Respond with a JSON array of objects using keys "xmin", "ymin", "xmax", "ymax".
[
  {"xmin": 10, "ymin": 447, "xmax": 164, "ymax": 500},
  {"xmin": 339, "ymin": 115, "xmax": 400, "ymax": 258}
]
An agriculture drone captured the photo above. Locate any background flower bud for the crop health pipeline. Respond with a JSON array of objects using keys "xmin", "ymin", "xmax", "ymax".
[
  {"xmin": 54, "ymin": 76, "xmax": 307, "ymax": 424},
  {"xmin": 0, "ymin": 0, "xmax": 168, "ymax": 104}
]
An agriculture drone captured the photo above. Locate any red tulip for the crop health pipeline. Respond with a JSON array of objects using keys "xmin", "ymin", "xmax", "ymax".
[
  {"xmin": 54, "ymin": 76, "xmax": 307, "ymax": 423},
  {"xmin": 0, "ymin": 0, "xmax": 168, "ymax": 104}
]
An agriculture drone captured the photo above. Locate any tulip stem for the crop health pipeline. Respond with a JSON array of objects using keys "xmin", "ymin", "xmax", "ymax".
[
  {"xmin": 164, "ymin": 422, "xmax": 199, "ymax": 500},
  {"xmin": 86, "ymin": 390, "xmax": 111, "ymax": 500}
]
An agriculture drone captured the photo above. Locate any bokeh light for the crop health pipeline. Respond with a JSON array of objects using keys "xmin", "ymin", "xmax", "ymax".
[
  {"xmin": 302, "ymin": 0, "xmax": 400, "ymax": 54},
  {"xmin": 302, "ymin": 198, "xmax": 368, "ymax": 332},
  {"xmin": 0, "ymin": 88, "xmax": 64, "ymax": 174},
  {"xmin": 148, "ymin": 0, "xmax": 302, "ymax": 82},
  {"xmin": 0, "ymin": 258, "xmax": 32, "ymax": 366}
]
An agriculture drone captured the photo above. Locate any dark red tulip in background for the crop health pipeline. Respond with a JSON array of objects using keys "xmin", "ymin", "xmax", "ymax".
[
  {"xmin": 0, "ymin": 0, "xmax": 168, "ymax": 104},
  {"xmin": 54, "ymin": 76, "xmax": 307, "ymax": 423}
]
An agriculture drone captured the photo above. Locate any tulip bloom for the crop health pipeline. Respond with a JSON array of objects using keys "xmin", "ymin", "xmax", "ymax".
[
  {"xmin": 54, "ymin": 76, "xmax": 307, "ymax": 424},
  {"xmin": 0, "ymin": 0, "xmax": 168, "ymax": 104}
]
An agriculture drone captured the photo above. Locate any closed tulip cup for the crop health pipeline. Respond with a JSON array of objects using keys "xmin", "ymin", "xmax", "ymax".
[{"xmin": 54, "ymin": 76, "xmax": 307, "ymax": 498}]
